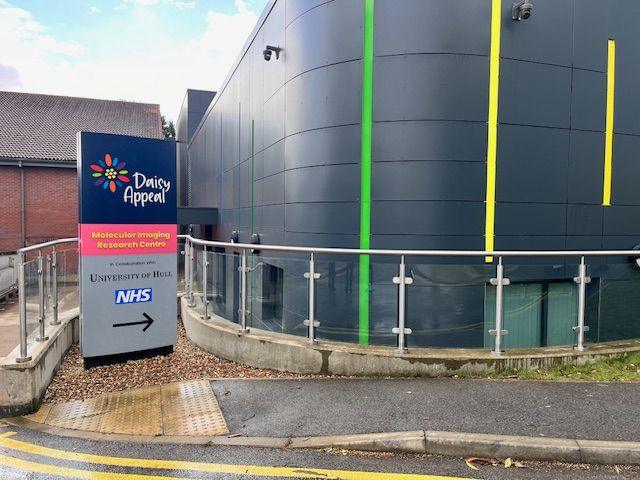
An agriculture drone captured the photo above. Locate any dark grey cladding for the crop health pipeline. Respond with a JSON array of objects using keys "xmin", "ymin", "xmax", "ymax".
[{"xmin": 183, "ymin": 0, "xmax": 640, "ymax": 348}]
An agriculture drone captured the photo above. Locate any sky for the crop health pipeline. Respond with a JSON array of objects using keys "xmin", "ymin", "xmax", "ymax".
[{"xmin": 0, "ymin": 0, "xmax": 269, "ymax": 120}]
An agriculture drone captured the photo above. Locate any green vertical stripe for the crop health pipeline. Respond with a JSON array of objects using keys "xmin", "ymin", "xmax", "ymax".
[
  {"xmin": 238, "ymin": 103, "xmax": 241, "ymax": 228},
  {"xmin": 359, "ymin": 0, "xmax": 374, "ymax": 345},
  {"xmin": 251, "ymin": 119, "xmax": 255, "ymax": 234}
]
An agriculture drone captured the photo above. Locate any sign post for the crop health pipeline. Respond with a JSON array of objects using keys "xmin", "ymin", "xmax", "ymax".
[{"xmin": 77, "ymin": 132, "xmax": 177, "ymax": 364}]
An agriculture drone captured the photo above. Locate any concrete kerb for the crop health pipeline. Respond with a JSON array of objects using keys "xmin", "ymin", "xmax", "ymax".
[
  {"xmin": 180, "ymin": 297, "xmax": 640, "ymax": 377},
  {"xmin": 5, "ymin": 417, "xmax": 640, "ymax": 466}
]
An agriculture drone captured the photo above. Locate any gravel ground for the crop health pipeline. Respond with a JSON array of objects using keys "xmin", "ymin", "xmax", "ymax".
[{"xmin": 43, "ymin": 321, "xmax": 314, "ymax": 404}]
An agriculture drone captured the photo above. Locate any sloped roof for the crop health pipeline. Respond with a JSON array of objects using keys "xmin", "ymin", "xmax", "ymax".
[{"xmin": 0, "ymin": 91, "xmax": 163, "ymax": 163}]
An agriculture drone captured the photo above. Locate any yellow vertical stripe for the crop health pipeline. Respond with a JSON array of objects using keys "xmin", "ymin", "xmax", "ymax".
[
  {"xmin": 485, "ymin": 0, "xmax": 502, "ymax": 262},
  {"xmin": 603, "ymin": 39, "xmax": 616, "ymax": 206}
]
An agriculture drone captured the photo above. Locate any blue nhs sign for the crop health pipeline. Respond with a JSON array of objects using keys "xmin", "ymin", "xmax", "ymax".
[{"xmin": 115, "ymin": 288, "xmax": 153, "ymax": 305}]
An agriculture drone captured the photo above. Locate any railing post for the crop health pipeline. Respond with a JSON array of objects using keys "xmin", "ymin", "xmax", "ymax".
[
  {"xmin": 201, "ymin": 246, "xmax": 210, "ymax": 319},
  {"xmin": 183, "ymin": 241, "xmax": 190, "ymax": 300},
  {"xmin": 392, "ymin": 255, "xmax": 413, "ymax": 353},
  {"xmin": 573, "ymin": 256, "xmax": 591, "ymax": 352},
  {"xmin": 239, "ymin": 248, "xmax": 249, "ymax": 333},
  {"xmin": 303, "ymin": 252, "xmax": 321, "ymax": 344},
  {"xmin": 489, "ymin": 256, "xmax": 509, "ymax": 355},
  {"xmin": 35, "ymin": 252, "xmax": 48, "ymax": 342},
  {"xmin": 187, "ymin": 241, "xmax": 196, "ymax": 307},
  {"xmin": 50, "ymin": 248, "xmax": 60, "ymax": 326},
  {"xmin": 16, "ymin": 252, "xmax": 31, "ymax": 363},
  {"xmin": 45, "ymin": 252, "xmax": 51, "ymax": 319}
]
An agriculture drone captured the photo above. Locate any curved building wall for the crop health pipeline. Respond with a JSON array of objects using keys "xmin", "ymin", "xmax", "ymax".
[{"xmin": 187, "ymin": 0, "xmax": 640, "ymax": 349}]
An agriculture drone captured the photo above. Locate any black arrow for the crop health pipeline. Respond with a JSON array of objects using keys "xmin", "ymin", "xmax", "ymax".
[{"xmin": 113, "ymin": 313, "xmax": 154, "ymax": 332}]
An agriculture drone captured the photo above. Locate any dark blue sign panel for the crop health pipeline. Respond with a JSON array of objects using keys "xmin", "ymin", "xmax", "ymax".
[
  {"xmin": 78, "ymin": 132, "xmax": 177, "ymax": 360},
  {"xmin": 78, "ymin": 132, "xmax": 176, "ymax": 225}
]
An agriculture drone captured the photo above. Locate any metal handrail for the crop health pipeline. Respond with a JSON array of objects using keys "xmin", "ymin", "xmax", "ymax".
[
  {"xmin": 15, "ymin": 238, "xmax": 79, "ymax": 363},
  {"xmin": 178, "ymin": 235, "xmax": 640, "ymax": 258},
  {"xmin": 180, "ymin": 234, "xmax": 640, "ymax": 354},
  {"xmin": 17, "ymin": 237, "xmax": 78, "ymax": 254},
  {"xmin": 14, "ymin": 235, "xmax": 636, "ymax": 363}
]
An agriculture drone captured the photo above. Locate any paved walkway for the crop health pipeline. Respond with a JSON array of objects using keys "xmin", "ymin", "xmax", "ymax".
[
  {"xmin": 211, "ymin": 378, "xmax": 640, "ymax": 442},
  {"xmin": 24, "ymin": 377, "xmax": 640, "ymax": 444},
  {"xmin": 0, "ymin": 289, "xmax": 78, "ymax": 357},
  {"xmin": 0, "ymin": 298, "xmax": 19, "ymax": 358}
]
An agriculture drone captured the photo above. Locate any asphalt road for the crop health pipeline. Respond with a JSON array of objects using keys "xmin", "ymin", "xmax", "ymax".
[
  {"xmin": 211, "ymin": 378, "xmax": 640, "ymax": 441},
  {"xmin": 0, "ymin": 423, "xmax": 638, "ymax": 479}
]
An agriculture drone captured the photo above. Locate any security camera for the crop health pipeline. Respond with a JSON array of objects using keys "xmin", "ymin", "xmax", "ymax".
[
  {"xmin": 633, "ymin": 244, "xmax": 640, "ymax": 268},
  {"xmin": 512, "ymin": 0, "xmax": 533, "ymax": 21},
  {"xmin": 263, "ymin": 45, "xmax": 281, "ymax": 61}
]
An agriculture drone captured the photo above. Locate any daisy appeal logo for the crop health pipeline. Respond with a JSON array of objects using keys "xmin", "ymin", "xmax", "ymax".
[{"xmin": 89, "ymin": 153, "xmax": 171, "ymax": 207}]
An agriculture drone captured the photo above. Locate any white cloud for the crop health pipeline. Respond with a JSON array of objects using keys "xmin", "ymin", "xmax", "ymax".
[
  {"xmin": 0, "ymin": 1, "xmax": 258, "ymax": 120},
  {"xmin": 174, "ymin": 1, "xmax": 196, "ymax": 9},
  {"xmin": 0, "ymin": 64, "xmax": 21, "ymax": 88},
  {"xmin": 89, "ymin": 5, "xmax": 101, "ymax": 14},
  {"xmin": 117, "ymin": 0, "xmax": 197, "ymax": 9},
  {"xmin": 124, "ymin": 0, "xmax": 161, "ymax": 6},
  {"xmin": 0, "ymin": 6, "xmax": 86, "ymax": 58}
]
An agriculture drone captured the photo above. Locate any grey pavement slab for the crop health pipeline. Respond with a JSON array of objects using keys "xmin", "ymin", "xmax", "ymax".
[{"xmin": 211, "ymin": 378, "xmax": 640, "ymax": 442}]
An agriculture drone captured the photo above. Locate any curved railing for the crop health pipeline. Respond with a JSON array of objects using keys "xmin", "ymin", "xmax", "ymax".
[
  {"xmin": 179, "ymin": 235, "xmax": 640, "ymax": 355},
  {"xmin": 12, "ymin": 236, "xmax": 640, "ymax": 361},
  {"xmin": 15, "ymin": 238, "xmax": 79, "ymax": 363}
]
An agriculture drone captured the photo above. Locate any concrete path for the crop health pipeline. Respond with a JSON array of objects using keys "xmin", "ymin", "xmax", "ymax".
[
  {"xmin": 0, "ymin": 299, "xmax": 19, "ymax": 358},
  {"xmin": 12, "ymin": 377, "xmax": 640, "ymax": 466},
  {"xmin": 0, "ymin": 289, "xmax": 78, "ymax": 357},
  {"xmin": 211, "ymin": 378, "xmax": 640, "ymax": 442}
]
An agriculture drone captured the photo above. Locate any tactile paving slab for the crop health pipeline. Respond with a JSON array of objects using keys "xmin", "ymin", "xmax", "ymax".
[
  {"xmin": 45, "ymin": 396, "xmax": 109, "ymax": 431},
  {"xmin": 23, "ymin": 404, "xmax": 52, "ymax": 424},
  {"xmin": 161, "ymin": 380, "xmax": 228, "ymax": 436},
  {"xmin": 100, "ymin": 386, "xmax": 162, "ymax": 436},
  {"xmin": 23, "ymin": 380, "xmax": 228, "ymax": 437}
]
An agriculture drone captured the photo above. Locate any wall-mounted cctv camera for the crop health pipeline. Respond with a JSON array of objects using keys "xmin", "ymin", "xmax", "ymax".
[
  {"xmin": 512, "ymin": 0, "xmax": 533, "ymax": 21},
  {"xmin": 633, "ymin": 244, "xmax": 640, "ymax": 268},
  {"xmin": 263, "ymin": 45, "xmax": 281, "ymax": 61}
]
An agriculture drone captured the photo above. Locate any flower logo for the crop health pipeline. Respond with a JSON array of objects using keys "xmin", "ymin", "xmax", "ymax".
[{"xmin": 90, "ymin": 154, "xmax": 130, "ymax": 193}]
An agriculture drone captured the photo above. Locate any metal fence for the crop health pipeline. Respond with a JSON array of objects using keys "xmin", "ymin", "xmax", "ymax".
[
  {"xmin": 11, "ymin": 235, "xmax": 640, "ymax": 362},
  {"xmin": 15, "ymin": 238, "xmax": 79, "ymax": 363},
  {"xmin": 179, "ymin": 234, "xmax": 640, "ymax": 355}
]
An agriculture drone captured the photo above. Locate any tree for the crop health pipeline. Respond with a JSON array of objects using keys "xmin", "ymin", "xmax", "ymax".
[{"xmin": 162, "ymin": 115, "xmax": 176, "ymax": 140}]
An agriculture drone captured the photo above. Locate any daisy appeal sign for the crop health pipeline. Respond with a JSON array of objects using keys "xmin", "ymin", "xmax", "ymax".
[{"xmin": 77, "ymin": 132, "xmax": 177, "ymax": 362}]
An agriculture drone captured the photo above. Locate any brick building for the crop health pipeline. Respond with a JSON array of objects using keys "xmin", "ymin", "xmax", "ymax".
[{"xmin": 0, "ymin": 91, "xmax": 163, "ymax": 253}]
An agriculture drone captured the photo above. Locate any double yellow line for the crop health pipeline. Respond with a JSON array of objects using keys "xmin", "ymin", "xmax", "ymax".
[{"xmin": 0, "ymin": 432, "xmax": 469, "ymax": 480}]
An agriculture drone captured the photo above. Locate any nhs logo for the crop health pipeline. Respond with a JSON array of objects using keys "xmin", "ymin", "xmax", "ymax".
[{"xmin": 115, "ymin": 288, "xmax": 153, "ymax": 305}]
